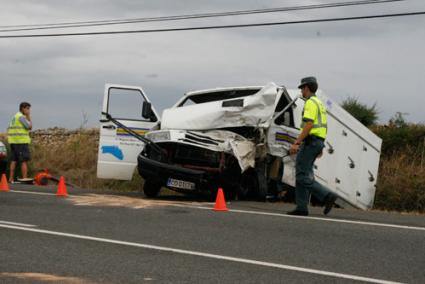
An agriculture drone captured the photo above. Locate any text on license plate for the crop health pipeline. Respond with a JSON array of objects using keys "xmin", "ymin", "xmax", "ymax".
[{"xmin": 167, "ymin": 178, "xmax": 195, "ymax": 190}]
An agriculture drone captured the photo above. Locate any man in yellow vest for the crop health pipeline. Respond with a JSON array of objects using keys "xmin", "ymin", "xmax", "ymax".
[
  {"xmin": 7, "ymin": 102, "xmax": 32, "ymax": 183},
  {"xmin": 288, "ymin": 77, "xmax": 337, "ymax": 216}
]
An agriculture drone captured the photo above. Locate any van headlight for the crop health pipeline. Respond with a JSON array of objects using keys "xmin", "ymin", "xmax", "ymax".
[{"xmin": 146, "ymin": 131, "xmax": 170, "ymax": 142}]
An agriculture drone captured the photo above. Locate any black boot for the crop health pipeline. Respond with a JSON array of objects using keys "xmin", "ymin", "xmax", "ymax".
[
  {"xmin": 287, "ymin": 209, "xmax": 309, "ymax": 216},
  {"xmin": 323, "ymin": 194, "xmax": 337, "ymax": 215}
]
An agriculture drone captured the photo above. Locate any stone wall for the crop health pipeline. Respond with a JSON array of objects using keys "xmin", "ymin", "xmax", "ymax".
[{"xmin": 1, "ymin": 128, "xmax": 99, "ymax": 147}]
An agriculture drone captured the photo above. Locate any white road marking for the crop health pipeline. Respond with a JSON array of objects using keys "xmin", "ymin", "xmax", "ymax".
[
  {"xmin": 0, "ymin": 223, "xmax": 403, "ymax": 284},
  {"xmin": 172, "ymin": 204, "xmax": 425, "ymax": 232},
  {"xmin": 0, "ymin": 220, "xmax": 37, "ymax": 227},
  {"xmin": 10, "ymin": 190, "xmax": 55, "ymax": 196},
  {"xmin": 9, "ymin": 189, "xmax": 425, "ymax": 232}
]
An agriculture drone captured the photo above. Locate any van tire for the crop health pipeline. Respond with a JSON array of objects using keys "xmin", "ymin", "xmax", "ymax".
[
  {"xmin": 255, "ymin": 162, "xmax": 268, "ymax": 200},
  {"xmin": 143, "ymin": 180, "xmax": 161, "ymax": 198},
  {"xmin": 238, "ymin": 169, "xmax": 256, "ymax": 199}
]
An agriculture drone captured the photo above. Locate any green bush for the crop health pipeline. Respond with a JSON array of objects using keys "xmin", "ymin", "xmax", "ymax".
[
  {"xmin": 372, "ymin": 122, "xmax": 425, "ymax": 157},
  {"xmin": 341, "ymin": 97, "xmax": 378, "ymax": 127}
]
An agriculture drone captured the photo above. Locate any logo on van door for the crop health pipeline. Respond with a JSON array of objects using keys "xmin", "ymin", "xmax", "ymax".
[{"xmin": 101, "ymin": 145, "xmax": 124, "ymax": 160}]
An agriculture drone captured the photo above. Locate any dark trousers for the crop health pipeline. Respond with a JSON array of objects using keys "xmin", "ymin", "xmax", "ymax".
[
  {"xmin": 0, "ymin": 160, "xmax": 6, "ymax": 175},
  {"xmin": 295, "ymin": 137, "xmax": 331, "ymax": 212}
]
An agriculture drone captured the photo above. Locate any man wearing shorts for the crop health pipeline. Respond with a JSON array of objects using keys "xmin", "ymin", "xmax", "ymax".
[{"xmin": 7, "ymin": 102, "xmax": 32, "ymax": 183}]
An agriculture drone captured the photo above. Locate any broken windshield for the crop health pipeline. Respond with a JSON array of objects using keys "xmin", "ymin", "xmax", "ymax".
[{"xmin": 178, "ymin": 89, "xmax": 261, "ymax": 107}]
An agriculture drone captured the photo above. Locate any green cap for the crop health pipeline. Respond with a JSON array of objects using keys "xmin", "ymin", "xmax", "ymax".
[{"xmin": 298, "ymin": 76, "xmax": 318, "ymax": 89}]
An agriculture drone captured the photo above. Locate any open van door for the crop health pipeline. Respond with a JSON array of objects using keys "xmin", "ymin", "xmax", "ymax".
[
  {"xmin": 97, "ymin": 84, "xmax": 159, "ymax": 180},
  {"xmin": 267, "ymin": 89, "xmax": 300, "ymax": 187}
]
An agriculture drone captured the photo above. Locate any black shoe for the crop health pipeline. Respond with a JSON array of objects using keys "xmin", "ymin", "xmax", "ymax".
[
  {"xmin": 323, "ymin": 194, "xmax": 337, "ymax": 215},
  {"xmin": 287, "ymin": 209, "xmax": 309, "ymax": 216}
]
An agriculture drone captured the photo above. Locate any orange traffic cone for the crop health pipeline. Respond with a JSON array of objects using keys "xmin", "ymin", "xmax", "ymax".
[
  {"xmin": 213, "ymin": 188, "xmax": 228, "ymax": 212},
  {"xmin": 0, "ymin": 174, "xmax": 9, "ymax": 192},
  {"xmin": 56, "ymin": 176, "xmax": 68, "ymax": 197}
]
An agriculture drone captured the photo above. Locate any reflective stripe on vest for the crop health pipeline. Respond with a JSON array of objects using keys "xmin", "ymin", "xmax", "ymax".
[
  {"xmin": 300, "ymin": 96, "xmax": 327, "ymax": 139},
  {"xmin": 7, "ymin": 112, "xmax": 31, "ymax": 144},
  {"xmin": 300, "ymin": 97, "xmax": 328, "ymax": 129}
]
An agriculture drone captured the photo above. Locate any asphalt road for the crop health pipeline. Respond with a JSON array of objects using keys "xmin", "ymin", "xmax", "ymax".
[{"xmin": 1, "ymin": 184, "xmax": 424, "ymax": 284}]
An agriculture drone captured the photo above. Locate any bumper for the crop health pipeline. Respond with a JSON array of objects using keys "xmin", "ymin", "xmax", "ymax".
[{"xmin": 137, "ymin": 154, "xmax": 219, "ymax": 192}]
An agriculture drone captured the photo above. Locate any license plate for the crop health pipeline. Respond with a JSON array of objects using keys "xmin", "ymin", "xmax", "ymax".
[{"xmin": 167, "ymin": 178, "xmax": 195, "ymax": 190}]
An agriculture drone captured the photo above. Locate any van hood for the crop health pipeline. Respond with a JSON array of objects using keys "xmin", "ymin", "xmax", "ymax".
[{"xmin": 161, "ymin": 82, "xmax": 279, "ymax": 131}]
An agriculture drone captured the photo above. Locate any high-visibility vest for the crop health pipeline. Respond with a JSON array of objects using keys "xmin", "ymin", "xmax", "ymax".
[
  {"xmin": 300, "ymin": 95, "xmax": 327, "ymax": 139},
  {"xmin": 7, "ymin": 112, "xmax": 31, "ymax": 144}
]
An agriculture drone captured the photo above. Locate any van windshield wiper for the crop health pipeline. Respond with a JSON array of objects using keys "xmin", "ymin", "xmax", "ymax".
[{"xmin": 101, "ymin": 112, "xmax": 165, "ymax": 159}]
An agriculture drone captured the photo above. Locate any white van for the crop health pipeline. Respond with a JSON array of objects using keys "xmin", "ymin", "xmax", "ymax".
[{"xmin": 97, "ymin": 83, "xmax": 382, "ymax": 210}]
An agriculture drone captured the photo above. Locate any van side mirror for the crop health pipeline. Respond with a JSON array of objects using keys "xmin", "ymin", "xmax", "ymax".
[
  {"xmin": 142, "ymin": 101, "xmax": 157, "ymax": 122},
  {"xmin": 142, "ymin": 101, "xmax": 152, "ymax": 119}
]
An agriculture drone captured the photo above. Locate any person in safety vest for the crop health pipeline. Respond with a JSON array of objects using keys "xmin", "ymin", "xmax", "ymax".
[
  {"xmin": 7, "ymin": 102, "xmax": 32, "ymax": 183},
  {"xmin": 287, "ymin": 77, "xmax": 337, "ymax": 216}
]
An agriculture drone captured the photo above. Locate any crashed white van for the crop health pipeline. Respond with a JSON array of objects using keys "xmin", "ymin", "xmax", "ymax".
[{"xmin": 97, "ymin": 82, "xmax": 382, "ymax": 210}]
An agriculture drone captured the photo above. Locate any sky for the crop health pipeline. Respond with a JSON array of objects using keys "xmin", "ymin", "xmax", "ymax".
[{"xmin": 0, "ymin": 0, "xmax": 424, "ymax": 131}]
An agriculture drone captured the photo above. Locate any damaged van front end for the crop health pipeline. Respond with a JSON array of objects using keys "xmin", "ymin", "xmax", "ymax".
[
  {"xmin": 137, "ymin": 129, "xmax": 263, "ymax": 198},
  {"xmin": 137, "ymin": 83, "xmax": 280, "ymax": 198}
]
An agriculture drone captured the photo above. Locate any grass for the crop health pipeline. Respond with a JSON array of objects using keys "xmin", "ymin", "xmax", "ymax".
[
  {"xmin": 373, "ymin": 124, "xmax": 425, "ymax": 213},
  {"xmin": 374, "ymin": 147, "xmax": 425, "ymax": 213}
]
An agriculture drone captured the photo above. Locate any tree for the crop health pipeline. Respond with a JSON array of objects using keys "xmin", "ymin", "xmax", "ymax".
[
  {"xmin": 341, "ymin": 97, "xmax": 378, "ymax": 127},
  {"xmin": 389, "ymin": 112, "xmax": 408, "ymax": 128}
]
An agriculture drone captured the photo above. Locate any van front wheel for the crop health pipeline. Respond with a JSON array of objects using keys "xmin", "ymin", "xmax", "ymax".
[{"xmin": 143, "ymin": 180, "xmax": 161, "ymax": 198}]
